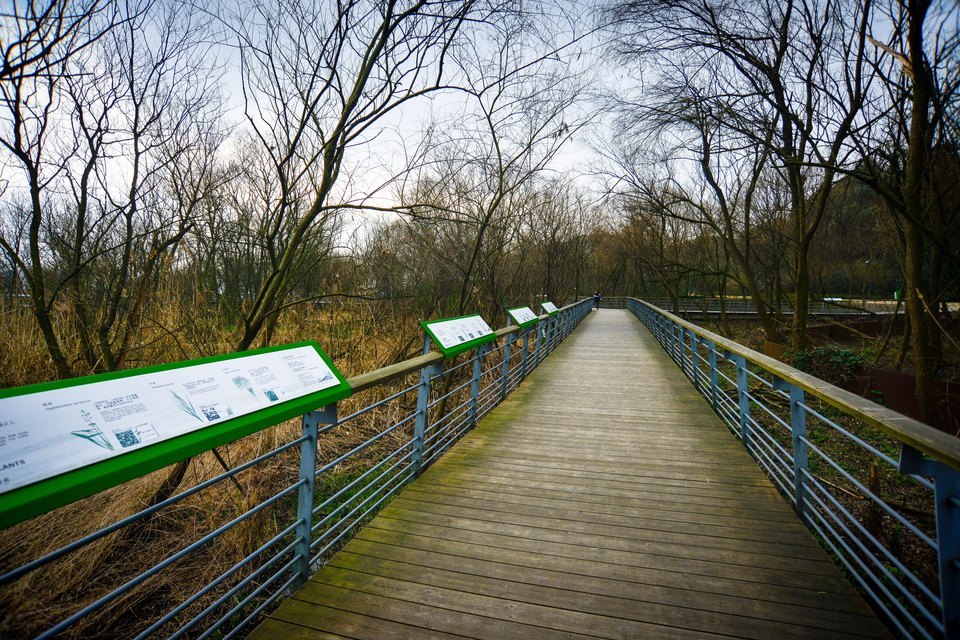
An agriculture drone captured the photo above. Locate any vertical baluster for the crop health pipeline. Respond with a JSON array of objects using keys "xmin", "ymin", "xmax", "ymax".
[
  {"xmin": 899, "ymin": 446, "xmax": 960, "ymax": 640},
  {"xmin": 676, "ymin": 324, "xmax": 683, "ymax": 366},
  {"xmin": 412, "ymin": 360, "xmax": 442, "ymax": 477},
  {"xmin": 520, "ymin": 328, "xmax": 530, "ymax": 380},
  {"xmin": 679, "ymin": 326, "xmax": 688, "ymax": 377},
  {"xmin": 534, "ymin": 322, "xmax": 543, "ymax": 367},
  {"xmin": 294, "ymin": 404, "xmax": 337, "ymax": 588},
  {"xmin": 469, "ymin": 344, "xmax": 489, "ymax": 429},
  {"xmin": 707, "ymin": 340, "xmax": 719, "ymax": 411},
  {"xmin": 733, "ymin": 354, "xmax": 752, "ymax": 453},
  {"xmin": 790, "ymin": 384, "xmax": 808, "ymax": 520},
  {"xmin": 690, "ymin": 331, "xmax": 700, "ymax": 391},
  {"xmin": 500, "ymin": 332, "xmax": 513, "ymax": 400}
]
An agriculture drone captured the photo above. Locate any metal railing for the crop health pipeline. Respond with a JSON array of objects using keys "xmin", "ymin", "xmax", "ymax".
[
  {"xmin": 637, "ymin": 296, "xmax": 893, "ymax": 316},
  {"xmin": 626, "ymin": 297, "xmax": 960, "ymax": 640},
  {"xmin": 0, "ymin": 299, "xmax": 593, "ymax": 639}
]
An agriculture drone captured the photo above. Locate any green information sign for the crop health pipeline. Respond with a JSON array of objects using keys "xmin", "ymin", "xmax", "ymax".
[
  {"xmin": 0, "ymin": 341, "xmax": 351, "ymax": 529},
  {"xmin": 541, "ymin": 301, "xmax": 559, "ymax": 316},
  {"xmin": 507, "ymin": 306, "xmax": 539, "ymax": 328},
  {"xmin": 421, "ymin": 314, "xmax": 497, "ymax": 357}
]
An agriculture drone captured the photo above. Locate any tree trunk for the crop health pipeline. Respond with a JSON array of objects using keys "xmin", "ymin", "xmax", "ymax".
[
  {"xmin": 903, "ymin": 0, "xmax": 936, "ymax": 426},
  {"xmin": 34, "ymin": 305, "xmax": 72, "ymax": 379},
  {"xmin": 903, "ymin": 224, "xmax": 936, "ymax": 425},
  {"xmin": 792, "ymin": 240, "xmax": 811, "ymax": 351}
]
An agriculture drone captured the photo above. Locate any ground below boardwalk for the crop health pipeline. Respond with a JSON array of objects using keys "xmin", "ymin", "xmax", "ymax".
[{"xmin": 249, "ymin": 309, "xmax": 893, "ymax": 640}]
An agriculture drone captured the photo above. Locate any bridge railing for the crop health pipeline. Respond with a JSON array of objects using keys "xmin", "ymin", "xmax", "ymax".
[
  {"xmin": 616, "ymin": 296, "xmax": 890, "ymax": 316},
  {"xmin": 626, "ymin": 297, "xmax": 960, "ymax": 640},
  {"xmin": 0, "ymin": 299, "xmax": 593, "ymax": 640}
]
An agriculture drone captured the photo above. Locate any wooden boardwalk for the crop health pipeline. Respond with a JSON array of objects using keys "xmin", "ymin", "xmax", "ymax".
[{"xmin": 250, "ymin": 310, "xmax": 892, "ymax": 640}]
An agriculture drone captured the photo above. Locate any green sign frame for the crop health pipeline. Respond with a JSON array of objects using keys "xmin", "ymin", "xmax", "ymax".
[
  {"xmin": 506, "ymin": 306, "xmax": 540, "ymax": 329},
  {"xmin": 421, "ymin": 314, "xmax": 497, "ymax": 358},
  {"xmin": 0, "ymin": 341, "xmax": 351, "ymax": 529},
  {"xmin": 541, "ymin": 301, "xmax": 559, "ymax": 316}
]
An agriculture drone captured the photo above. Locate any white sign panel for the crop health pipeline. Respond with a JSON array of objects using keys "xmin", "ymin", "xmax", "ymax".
[
  {"xmin": 425, "ymin": 315, "xmax": 494, "ymax": 350},
  {"xmin": 508, "ymin": 307, "xmax": 539, "ymax": 325},
  {"xmin": 0, "ymin": 346, "xmax": 339, "ymax": 493},
  {"xmin": 541, "ymin": 302, "xmax": 558, "ymax": 314}
]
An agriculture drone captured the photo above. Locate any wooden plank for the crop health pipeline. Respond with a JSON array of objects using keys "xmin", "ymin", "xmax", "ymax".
[
  {"xmin": 250, "ymin": 310, "xmax": 893, "ymax": 639},
  {"xmin": 350, "ymin": 527, "xmax": 877, "ymax": 615},
  {"xmin": 245, "ymin": 618, "xmax": 354, "ymax": 640},
  {"xmin": 391, "ymin": 490, "xmax": 821, "ymax": 548},
  {"xmin": 367, "ymin": 512, "xmax": 842, "ymax": 581},
  {"xmin": 269, "ymin": 600, "xmax": 473, "ymax": 640},
  {"xmin": 412, "ymin": 471, "xmax": 804, "ymax": 520},
  {"xmin": 295, "ymin": 571, "xmax": 725, "ymax": 640},
  {"xmin": 420, "ymin": 461, "xmax": 796, "ymax": 504},
  {"xmin": 327, "ymin": 550, "xmax": 890, "ymax": 639},
  {"xmin": 399, "ymin": 483, "xmax": 814, "ymax": 538}
]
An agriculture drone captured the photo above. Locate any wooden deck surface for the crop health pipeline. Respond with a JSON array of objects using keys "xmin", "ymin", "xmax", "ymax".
[{"xmin": 249, "ymin": 309, "xmax": 892, "ymax": 640}]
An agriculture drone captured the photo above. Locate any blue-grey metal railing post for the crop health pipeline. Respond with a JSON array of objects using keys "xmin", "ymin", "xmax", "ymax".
[
  {"xmin": 520, "ymin": 328, "xmax": 531, "ymax": 379},
  {"xmin": 677, "ymin": 324, "xmax": 684, "ymax": 368},
  {"xmin": 733, "ymin": 354, "xmax": 752, "ymax": 453},
  {"xmin": 412, "ymin": 351, "xmax": 443, "ymax": 477},
  {"xmin": 534, "ymin": 322, "xmax": 543, "ymax": 367},
  {"xmin": 900, "ymin": 445, "xmax": 960, "ymax": 639},
  {"xmin": 469, "ymin": 344, "xmax": 490, "ymax": 429},
  {"xmin": 790, "ymin": 384, "xmax": 808, "ymax": 521},
  {"xmin": 689, "ymin": 330, "xmax": 699, "ymax": 389},
  {"xmin": 667, "ymin": 322, "xmax": 673, "ymax": 361},
  {"xmin": 707, "ymin": 339, "xmax": 719, "ymax": 411},
  {"xmin": 671, "ymin": 323, "xmax": 678, "ymax": 365},
  {"xmin": 294, "ymin": 404, "xmax": 336, "ymax": 588},
  {"xmin": 544, "ymin": 317, "xmax": 552, "ymax": 354},
  {"xmin": 675, "ymin": 323, "xmax": 683, "ymax": 367},
  {"xmin": 775, "ymin": 378, "xmax": 808, "ymax": 520},
  {"xmin": 500, "ymin": 332, "xmax": 513, "ymax": 400}
]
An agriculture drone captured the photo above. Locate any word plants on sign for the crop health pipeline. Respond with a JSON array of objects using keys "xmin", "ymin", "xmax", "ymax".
[{"xmin": 0, "ymin": 344, "xmax": 345, "ymax": 496}]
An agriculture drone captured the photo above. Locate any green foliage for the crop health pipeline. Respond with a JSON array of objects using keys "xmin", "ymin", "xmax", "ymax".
[{"xmin": 792, "ymin": 346, "xmax": 865, "ymax": 385}]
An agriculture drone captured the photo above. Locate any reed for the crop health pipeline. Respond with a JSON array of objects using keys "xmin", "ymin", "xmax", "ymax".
[{"xmin": 0, "ymin": 294, "xmax": 432, "ymax": 639}]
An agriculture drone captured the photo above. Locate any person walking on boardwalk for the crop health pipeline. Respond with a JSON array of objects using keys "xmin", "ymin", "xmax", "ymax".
[{"xmin": 593, "ymin": 290, "xmax": 602, "ymax": 310}]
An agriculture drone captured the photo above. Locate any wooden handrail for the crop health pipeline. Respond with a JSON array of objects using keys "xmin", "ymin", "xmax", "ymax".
[
  {"xmin": 629, "ymin": 297, "xmax": 960, "ymax": 470},
  {"xmin": 347, "ymin": 298, "xmax": 589, "ymax": 395}
]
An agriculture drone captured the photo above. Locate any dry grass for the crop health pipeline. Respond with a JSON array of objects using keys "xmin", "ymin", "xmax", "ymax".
[{"xmin": 0, "ymin": 295, "xmax": 436, "ymax": 639}]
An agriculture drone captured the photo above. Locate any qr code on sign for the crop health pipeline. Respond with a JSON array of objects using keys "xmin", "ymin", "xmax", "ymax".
[{"xmin": 114, "ymin": 429, "xmax": 140, "ymax": 448}]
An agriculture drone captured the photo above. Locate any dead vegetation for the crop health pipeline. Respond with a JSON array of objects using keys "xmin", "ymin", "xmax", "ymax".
[{"xmin": 0, "ymin": 298, "xmax": 436, "ymax": 639}]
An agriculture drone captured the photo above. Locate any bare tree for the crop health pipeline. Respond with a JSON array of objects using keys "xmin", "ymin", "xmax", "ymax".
[
  {"xmin": 604, "ymin": 0, "xmax": 876, "ymax": 349},
  {"xmin": 848, "ymin": 0, "xmax": 960, "ymax": 425},
  {"xmin": 0, "ymin": 0, "xmax": 121, "ymax": 82},
  {"xmin": 400, "ymin": 8, "xmax": 592, "ymax": 316},
  {"xmin": 222, "ymin": 0, "xmax": 499, "ymax": 350},
  {"xmin": 0, "ymin": 0, "xmax": 221, "ymax": 376},
  {"xmin": 600, "ymin": 87, "xmax": 787, "ymax": 341}
]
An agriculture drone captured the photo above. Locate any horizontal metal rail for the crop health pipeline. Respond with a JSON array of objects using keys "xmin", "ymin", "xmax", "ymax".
[
  {"xmin": 626, "ymin": 297, "xmax": 960, "ymax": 640},
  {"xmin": 637, "ymin": 296, "xmax": 895, "ymax": 316},
  {"xmin": 0, "ymin": 299, "xmax": 594, "ymax": 640}
]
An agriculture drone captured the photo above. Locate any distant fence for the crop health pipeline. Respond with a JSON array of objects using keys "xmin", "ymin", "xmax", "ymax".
[
  {"xmin": 627, "ymin": 298, "xmax": 960, "ymax": 640},
  {"xmin": 602, "ymin": 296, "xmax": 897, "ymax": 316},
  {"xmin": 0, "ymin": 300, "xmax": 593, "ymax": 639}
]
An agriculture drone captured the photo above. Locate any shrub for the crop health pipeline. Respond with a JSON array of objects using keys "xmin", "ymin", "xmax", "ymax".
[{"xmin": 792, "ymin": 346, "xmax": 866, "ymax": 384}]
